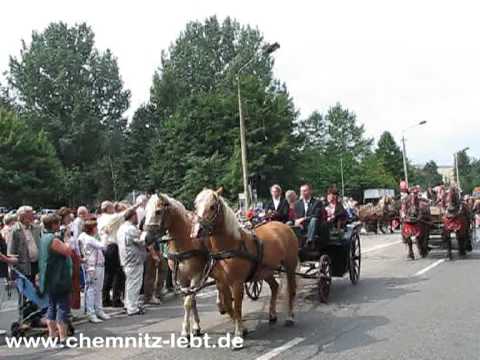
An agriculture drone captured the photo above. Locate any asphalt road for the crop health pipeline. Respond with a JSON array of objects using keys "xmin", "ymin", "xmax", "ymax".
[{"xmin": 1, "ymin": 231, "xmax": 479, "ymax": 360}]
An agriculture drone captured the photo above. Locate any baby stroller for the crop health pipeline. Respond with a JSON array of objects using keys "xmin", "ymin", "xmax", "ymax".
[{"xmin": 9, "ymin": 267, "xmax": 74, "ymax": 337}]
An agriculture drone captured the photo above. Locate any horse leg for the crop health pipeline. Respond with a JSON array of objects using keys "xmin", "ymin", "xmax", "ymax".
[
  {"xmin": 216, "ymin": 281, "xmax": 234, "ymax": 319},
  {"xmin": 405, "ymin": 236, "xmax": 414, "ymax": 260},
  {"xmin": 458, "ymin": 231, "xmax": 466, "ymax": 257},
  {"xmin": 231, "ymin": 282, "xmax": 246, "ymax": 339},
  {"xmin": 444, "ymin": 231, "xmax": 452, "ymax": 260},
  {"xmin": 285, "ymin": 267, "xmax": 297, "ymax": 327},
  {"xmin": 264, "ymin": 275, "xmax": 279, "ymax": 324},
  {"xmin": 215, "ymin": 286, "xmax": 226, "ymax": 315},
  {"xmin": 191, "ymin": 294, "xmax": 202, "ymax": 336},
  {"xmin": 181, "ymin": 295, "xmax": 192, "ymax": 337}
]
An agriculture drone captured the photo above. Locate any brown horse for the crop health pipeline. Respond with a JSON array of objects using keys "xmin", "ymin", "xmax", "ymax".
[
  {"xmin": 400, "ymin": 192, "xmax": 431, "ymax": 260},
  {"xmin": 443, "ymin": 186, "xmax": 472, "ymax": 259},
  {"xmin": 142, "ymin": 194, "xmax": 234, "ymax": 337},
  {"xmin": 191, "ymin": 188, "xmax": 299, "ymax": 340},
  {"xmin": 358, "ymin": 196, "xmax": 399, "ymax": 233}
]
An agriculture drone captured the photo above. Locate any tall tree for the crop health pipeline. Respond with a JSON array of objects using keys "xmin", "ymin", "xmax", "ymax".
[
  {"xmin": 375, "ymin": 131, "xmax": 404, "ymax": 182},
  {"xmin": 0, "ymin": 108, "xmax": 62, "ymax": 207},
  {"xmin": 8, "ymin": 22, "xmax": 130, "ymax": 203},
  {"xmin": 143, "ymin": 16, "xmax": 299, "ymax": 204}
]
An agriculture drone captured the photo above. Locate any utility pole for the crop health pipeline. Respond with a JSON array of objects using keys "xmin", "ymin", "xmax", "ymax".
[
  {"xmin": 401, "ymin": 135, "xmax": 409, "ymax": 187},
  {"xmin": 236, "ymin": 42, "xmax": 280, "ymax": 210},
  {"xmin": 237, "ymin": 79, "xmax": 249, "ymax": 210},
  {"xmin": 340, "ymin": 157, "xmax": 345, "ymax": 197}
]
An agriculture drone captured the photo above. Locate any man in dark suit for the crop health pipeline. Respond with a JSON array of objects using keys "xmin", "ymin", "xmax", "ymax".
[
  {"xmin": 265, "ymin": 184, "xmax": 290, "ymax": 223},
  {"xmin": 295, "ymin": 184, "xmax": 326, "ymax": 248}
]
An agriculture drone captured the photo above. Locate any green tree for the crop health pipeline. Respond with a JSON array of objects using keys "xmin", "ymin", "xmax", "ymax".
[
  {"xmin": 410, "ymin": 160, "xmax": 443, "ymax": 189},
  {"xmin": 0, "ymin": 108, "xmax": 63, "ymax": 207},
  {"xmin": 8, "ymin": 22, "xmax": 130, "ymax": 203},
  {"xmin": 143, "ymin": 16, "xmax": 299, "ymax": 204},
  {"xmin": 375, "ymin": 131, "xmax": 404, "ymax": 182}
]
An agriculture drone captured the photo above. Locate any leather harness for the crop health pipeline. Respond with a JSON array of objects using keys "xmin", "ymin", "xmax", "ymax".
[{"xmin": 166, "ymin": 233, "xmax": 264, "ymax": 295}]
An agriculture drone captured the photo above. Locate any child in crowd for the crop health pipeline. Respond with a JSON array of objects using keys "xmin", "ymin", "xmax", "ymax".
[{"xmin": 78, "ymin": 218, "xmax": 111, "ymax": 323}]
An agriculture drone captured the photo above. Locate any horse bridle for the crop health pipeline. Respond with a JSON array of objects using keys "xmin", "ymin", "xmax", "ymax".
[{"xmin": 196, "ymin": 198, "xmax": 222, "ymax": 235}]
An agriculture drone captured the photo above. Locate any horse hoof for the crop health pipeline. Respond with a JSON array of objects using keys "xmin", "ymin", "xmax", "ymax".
[
  {"xmin": 219, "ymin": 310, "xmax": 226, "ymax": 315},
  {"xmin": 269, "ymin": 316, "xmax": 278, "ymax": 324},
  {"xmin": 284, "ymin": 319, "xmax": 295, "ymax": 327},
  {"xmin": 193, "ymin": 328, "xmax": 202, "ymax": 337},
  {"xmin": 242, "ymin": 328, "xmax": 248, "ymax": 337}
]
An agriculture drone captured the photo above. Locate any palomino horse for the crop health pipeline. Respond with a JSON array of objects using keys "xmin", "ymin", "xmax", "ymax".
[
  {"xmin": 191, "ymin": 188, "xmax": 298, "ymax": 340},
  {"xmin": 142, "ymin": 194, "xmax": 234, "ymax": 337},
  {"xmin": 443, "ymin": 186, "xmax": 472, "ymax": 259},
  {"xmin": 400, "ymin": 192, "xmax": 431, "ymax": 260}
]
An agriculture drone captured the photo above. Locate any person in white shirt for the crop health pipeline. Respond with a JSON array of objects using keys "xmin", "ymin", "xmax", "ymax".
[
  {"xmin": 117, "ymin": 209, "xmax": 146, "ymax": 315},
  {"xmin": 98, "ymin": 201, "xmax": 127, "ymax": 308},
  {"xmin": 78, "ymin": 218, "xmax": 111, "ymax": 323}
]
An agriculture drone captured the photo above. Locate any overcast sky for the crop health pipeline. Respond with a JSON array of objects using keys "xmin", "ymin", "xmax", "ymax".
[{"xmin": 1, "ymin": 0, "xmax": 478, "ymax": 165}]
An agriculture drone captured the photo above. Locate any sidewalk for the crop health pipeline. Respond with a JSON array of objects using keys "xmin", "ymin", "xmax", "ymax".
[{"xmin": 0, "ymin": 290, "xmax": 179, "ymax": 338}]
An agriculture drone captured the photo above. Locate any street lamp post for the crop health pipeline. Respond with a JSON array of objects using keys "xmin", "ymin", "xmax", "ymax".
[
  {"xmin": 454, "ymin": 147, "xmax": 469, "ymax": 191},
  {"xmin": 401, "ymin": 120, "xmax": 427, "ymax": 187},
  {"xmin": 236, "ymin": 42, "xmax": 280, "ymax": 210},
  {"xmin": 340, "ymin": 157, "xmax": 345, "ymax": 197}
]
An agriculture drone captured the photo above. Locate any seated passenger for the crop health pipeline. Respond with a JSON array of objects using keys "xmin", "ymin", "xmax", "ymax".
[
  {"xmin": 285, "ymin": 190, "xmax": 298, "ymax": 225},
  {"xmin": 325, "ymin": 187, "xmax": 348, "ymax": 230},
  {"xmin": 265, "ymin": 184, "xmax": 289, "ymax": 223},
  {"xmin": 295, "ymin": 184, "xmax": 327, "ymax": 249}
]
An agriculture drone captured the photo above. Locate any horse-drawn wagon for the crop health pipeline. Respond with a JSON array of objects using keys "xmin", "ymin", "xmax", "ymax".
[
  {"xmin": 245, "ymin": 220, "xmax": 362, "ymax": 303},
  {"xmin": 429, "ymin": 205, "xmax": 444, "ymax": 238}
]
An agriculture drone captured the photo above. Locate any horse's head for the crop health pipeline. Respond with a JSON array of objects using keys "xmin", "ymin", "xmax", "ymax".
[
  {"xmin": 446, "ymin": 185, "xmax": 461, "ymax": 216},
  {"xmin": 142, "ymin": 193, "xmax": 173, "ymax": 243},
  {"xmin": 403, "ymin": 193, "xmax": 420, "ymax": 222},
  {"xmin": 191, "ymin": 188, "xmax": 223, "ymax": 239}
]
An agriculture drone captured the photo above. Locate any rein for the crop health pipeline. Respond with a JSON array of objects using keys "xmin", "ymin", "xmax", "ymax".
[{"xmin": 168, "ymin": 247, "xmax": 216, "ymax": 296}]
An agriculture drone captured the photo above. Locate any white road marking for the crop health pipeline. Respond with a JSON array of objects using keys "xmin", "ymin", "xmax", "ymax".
[
  {"xmin": 0, "ymin": 306, "xmax": 17, "ymax": 313},
  {"xmin": 413, "ymin": 259, "xmax": 445, "ymax": 277},
  {"xmin": 256, "ymin": 337, "xmax": 305, "ymax": 360},
  {"xmin": 196, "ymin": 289, "xmax": 217, "ymax": 299},
  {"xmin": 363, "ymin": 240, "xmax": 402, "ymax": 254}
]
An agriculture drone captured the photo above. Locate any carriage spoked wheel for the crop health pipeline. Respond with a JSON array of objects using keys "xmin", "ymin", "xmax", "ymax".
[
  {"xmin": 245, "ymin": 280, "xmax": 263, "ymax": 301},
  {"xmin": 349, "ymin": 233, "xmax": 361, "ymax": 284},
  {"xmin": 318, "ymin": 255, "xmax": 332, "ymax": 303}
]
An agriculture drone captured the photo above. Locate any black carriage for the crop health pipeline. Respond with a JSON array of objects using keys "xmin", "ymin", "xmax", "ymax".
[{"xmin": 245, "ymin": 221, "xmax": 362, "ymax": 302}]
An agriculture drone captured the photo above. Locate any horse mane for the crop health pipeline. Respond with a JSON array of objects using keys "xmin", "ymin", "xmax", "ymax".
[{"xmin": 218, "ymin": 196, "xmax": 242, "ymax": 239}]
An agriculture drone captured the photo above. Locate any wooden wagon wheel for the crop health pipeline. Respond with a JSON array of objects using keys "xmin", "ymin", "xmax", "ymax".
[
  {"xmin": 349, "ymin": 232, "xmax": 361, "ymax": 285},
  {"xmin": 318, "ymin": 254, "xmax": 332, "ymax": 303},
  {"xmin": 245, "ymin": 280, "xmax": 263, "ymax": 301}
]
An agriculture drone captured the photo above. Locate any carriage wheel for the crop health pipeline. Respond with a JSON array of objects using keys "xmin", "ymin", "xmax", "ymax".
[
  {"xmin": 349, "ymin": 233, "xmax": 361, "ymax": 285},
  {"xmin": 318, "ymin": 255, "xmax": 332, "ymax": 303},
  {"xmin": 245, "ymin": 280, "xmax": 263, "ymax": 301}
]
